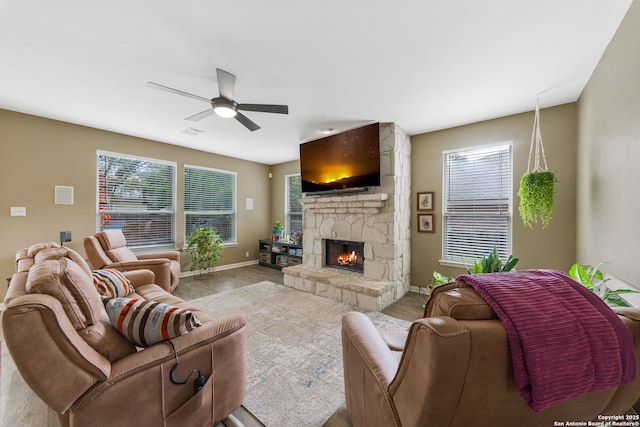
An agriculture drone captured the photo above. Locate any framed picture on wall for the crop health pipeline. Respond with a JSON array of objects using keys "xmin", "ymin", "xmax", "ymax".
[
  {"xmin": 417, "ymin": 192, "xmax": 434, "ymax": 211},
  {"xmin": 418, "ymin": 214, "xmax": 435, "ymax": 233}
]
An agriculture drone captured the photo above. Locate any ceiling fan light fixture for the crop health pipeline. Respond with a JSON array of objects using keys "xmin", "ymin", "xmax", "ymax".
[
  {"xmin": 148, "ymin": 69, "xmax": 287, "ymax": 131},
  {"xmin": 212, "ymin": 98, "xmax": 238, "ymax": 118}
]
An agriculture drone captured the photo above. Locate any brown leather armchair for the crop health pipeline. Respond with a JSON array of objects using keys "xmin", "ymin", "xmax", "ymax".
[
  {"xmin": 3, "ymin": 242, "xmax": 247, "ymax": 427},
  {"xmin": 342, "ymin": 281, "xmax": 640, "ymax": 427},
  {"xmin": 84, "ymin": 229, "xmax": 181, "ymax": 292}
]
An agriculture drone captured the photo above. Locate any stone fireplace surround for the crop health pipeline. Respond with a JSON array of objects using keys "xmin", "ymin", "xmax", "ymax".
[{"xmin": 283, "ymin": 123, "xmax": 411, "ymax": 310}]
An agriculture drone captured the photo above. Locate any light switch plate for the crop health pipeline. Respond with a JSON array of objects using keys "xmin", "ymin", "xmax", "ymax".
[{"xmin": 10, "ymin": 207, "xmax": 26, "ymax": 216}]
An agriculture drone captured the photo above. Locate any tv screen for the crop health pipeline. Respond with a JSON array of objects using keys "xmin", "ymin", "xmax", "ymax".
[{"xmin": 299, "ymin": 122, "xmax": 380, "ymax": 194}]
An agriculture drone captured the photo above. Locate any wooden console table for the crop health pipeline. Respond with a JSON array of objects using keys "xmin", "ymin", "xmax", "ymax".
[{"xmin": 258, "ymin": 239, "xmax": 302, "ymax": 270}]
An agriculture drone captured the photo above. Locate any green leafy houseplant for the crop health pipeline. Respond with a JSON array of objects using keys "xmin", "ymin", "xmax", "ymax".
[
  {"xmin": 432, "ymin": 247, "xmax": 519, "ymax": 286},
  {"xmin": 569, "ymin": 263, "xmax": 636, "ymax": 307},
  {"xmin": 518, "ymin": 171, "xmax": 557, "ymax": 229},
  {"xmin": 186, "ymin": 227, "xmax": 223, "ymax": 277},
  {"xmin": 465, "ymin": 246, "xmax": 519, "ymax": 275}
]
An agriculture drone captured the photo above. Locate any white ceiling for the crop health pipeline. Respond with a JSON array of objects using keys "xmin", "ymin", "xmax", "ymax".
[{"xmin": 0, "ymin": 1, "xmax": 632, "ymax": 165}]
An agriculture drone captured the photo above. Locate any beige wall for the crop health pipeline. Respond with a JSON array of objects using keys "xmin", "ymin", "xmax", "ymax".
[
  {"xmin": 577, "ymin": 0, "xmax": 640, "ymax": 286},
  {"xmin": 0, "ymin": 110, "xmax": 272, "ymax": 299},
  {"xmin": 410, "ymin": 104, "xmax": 577, "ymax": 287}
]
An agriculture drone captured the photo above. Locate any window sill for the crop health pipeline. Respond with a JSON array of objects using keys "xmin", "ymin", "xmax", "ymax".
[
  {"xmin": 606, "ymin": 274, "xmax": 640, "ymax": 308},
  {"xmin": 181, "ymin": 242, "xmax": 238, "ymax": 251},
  {"xmin": 438, "ymin": 260, "xmax": 469, "ymax": 269}
]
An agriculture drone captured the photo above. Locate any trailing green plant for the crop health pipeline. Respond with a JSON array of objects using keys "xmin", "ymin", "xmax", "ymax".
[
  {"xmin": 272, "ymin": 220, "xmax": 284, "ymax": 230},
  {"xmin": 568, "ymin": 262, "xmax": 636, "ymax": 307},
  {"xmin": 518, "ymin": 171, "xmax": 557, "ymax": 229},
  {"xmin": 186, "ymin": 226, "xmax": 223, "ymax": 276}
]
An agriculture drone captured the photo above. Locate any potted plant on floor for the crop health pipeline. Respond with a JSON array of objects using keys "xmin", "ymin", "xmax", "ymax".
[{"xmin": 186, "ymin": 226, "xmax": 223, "ymax": 278}]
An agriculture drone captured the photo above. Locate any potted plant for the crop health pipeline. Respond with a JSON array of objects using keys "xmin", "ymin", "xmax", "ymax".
[
  {"xmin": 465, "ymin": 246, "xmax": 519, "ymax": 274},
  {"xmin": 569, "ymin": 262, "xmax": 637, "ymax": 307},
  {"xmin": 518, "ymin": 170, "xmax": 557, "ymax": 229},
  {"xmin": 271, "ymin": 220, "xmax": 285, "ymax": 241},
  {"xmin": 432, "ymin": 247, "xmax": 519, "ymax": 285},
  {"xmin": 186, "ymin": 226, "xmax": 223, "ymax": 278}
]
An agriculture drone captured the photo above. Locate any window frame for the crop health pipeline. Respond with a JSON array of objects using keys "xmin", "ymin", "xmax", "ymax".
[
  {"xmin": 285, "ymin": 173, "xmax": 303, "ymax": 236},
  {"xmin": 96, "ymin": 150, "xmax": 177, "ymax": 250},
  {"xmin": 183, "ymin": 164, "xmax": 237, "ymax": 245},
  {"xmin": 440, "ymin": 142, "xmax": 513, "ymax": 266}
]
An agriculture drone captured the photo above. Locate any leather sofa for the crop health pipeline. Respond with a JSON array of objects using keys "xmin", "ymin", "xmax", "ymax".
[
  {"xmin": 2, "ymin": 242, "xmax": 247, "ymax": 427},
  {"xmin": 84, "ymin": 229, "xmax": 181, "ymax": 292},
  {"xmin": 342, "ymin": 280, "xmax": 640, "ymax": 427}
]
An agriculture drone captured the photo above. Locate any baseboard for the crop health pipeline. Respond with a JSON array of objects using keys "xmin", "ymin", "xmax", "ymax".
[
  {"xmin": 409, "ymin": 285, "xmax": 431, "ymax": 298},
  {"xmin": 180, "ymin": 259, "xmax": 259, "ymax": 278}
]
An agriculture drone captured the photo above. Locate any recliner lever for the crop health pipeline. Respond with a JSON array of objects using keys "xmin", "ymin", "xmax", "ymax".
[{"xmin": 168, "ymin": 340, "xmax": 207, "ymax": 394}]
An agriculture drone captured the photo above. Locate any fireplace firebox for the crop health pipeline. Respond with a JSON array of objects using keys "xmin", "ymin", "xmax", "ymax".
[{"xmin": 325, "ymin": 239, "xmax": 364, "ymax": 273}]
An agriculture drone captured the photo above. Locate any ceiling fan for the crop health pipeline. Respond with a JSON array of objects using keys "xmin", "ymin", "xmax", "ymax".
[{"xmin": 147, "ymin": 68, "xmax": 289, "ymax": 131}]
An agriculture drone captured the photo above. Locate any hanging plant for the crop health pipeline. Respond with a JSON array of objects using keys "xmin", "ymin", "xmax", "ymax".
[
  {"xmin": 518, "ymin": 97, "xmax": 557, "ymax": 229},
  {"xmin": 518, "ymin": 171, "xmax": 556, "ymax": 228}
]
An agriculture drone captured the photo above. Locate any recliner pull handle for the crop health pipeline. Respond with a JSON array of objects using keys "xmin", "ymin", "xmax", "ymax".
[{"xmin": 168, "ymin": 340, "xmax": 207, "ymax": 394}]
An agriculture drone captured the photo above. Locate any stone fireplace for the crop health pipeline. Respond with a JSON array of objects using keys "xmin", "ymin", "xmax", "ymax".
[{"xmin": 283, "ymin": 123, "xmax": 411, "ymax": 310}]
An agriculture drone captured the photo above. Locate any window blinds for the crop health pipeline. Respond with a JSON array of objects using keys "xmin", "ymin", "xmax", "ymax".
[
  {"xmin": 97, "ymin": 152, "xmax": 176, "ymax": 248},
  {"xmin": 442, "ymin": 143, "xmax": 512, "ymax": 262},
  {"xmin": 286, "ymin": 174, "xmax": 303, "ymax": 234},
  {"xmin": 184, "ymin": 165, "xmax": 236, "ymax": 243}
]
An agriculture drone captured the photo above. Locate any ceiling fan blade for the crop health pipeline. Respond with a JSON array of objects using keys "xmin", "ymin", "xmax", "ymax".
[
  {"xmin": 238, "ymin": 104, "xmax": 289, "ymax": 114},
  {"xmin": 147, "ymin": 82, "xmax": 211, "ymax": 103},
  {"xmin": 216, "ymin": 68, "xmax": 236, "ymax": 100},
  {"xmin": 235, "ymin": 112, "xmax": 261, "ymax": 131},
  {"xmin": 186, "ymin": 109, "xmax": 216, "ymax": 121}
]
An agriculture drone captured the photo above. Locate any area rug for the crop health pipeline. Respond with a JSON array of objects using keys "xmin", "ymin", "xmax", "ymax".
[{"xmin": 190, "ymin": 281, "xmax": 411, "ymax": 427}]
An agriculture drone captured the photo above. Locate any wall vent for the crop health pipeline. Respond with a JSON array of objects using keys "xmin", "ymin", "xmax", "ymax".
[{"xmin": 181, "ymin": 127, "xmax": 205, "ymax": 136}]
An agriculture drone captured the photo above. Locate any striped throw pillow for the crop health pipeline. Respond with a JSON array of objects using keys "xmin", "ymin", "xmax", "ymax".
[
  {"xmin": 103, "ymin": 298, "xmax": 202, "ymax": 347},
  {"xmin": 93, "ymin": 269, "xmax": 134, "ymax": 298}
]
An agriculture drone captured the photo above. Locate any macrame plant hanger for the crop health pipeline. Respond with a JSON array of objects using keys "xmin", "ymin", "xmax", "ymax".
[{"xmin": 527, "ymin": 97, "xmax": 549, "ymax": 174}]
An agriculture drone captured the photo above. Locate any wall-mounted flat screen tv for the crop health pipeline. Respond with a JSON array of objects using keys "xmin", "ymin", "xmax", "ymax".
[{"xmin": 299, "ymin": 122, "xmax": 380, "ymax": 194}]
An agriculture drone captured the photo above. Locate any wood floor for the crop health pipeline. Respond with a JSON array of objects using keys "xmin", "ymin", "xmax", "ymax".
[
  {"xmin": 176, "ymin": 264, "xmax": 427, "ymax": 427},
  {"xmin": 176, "ymin": 264, "xmax": 427, "ymax": 322}
]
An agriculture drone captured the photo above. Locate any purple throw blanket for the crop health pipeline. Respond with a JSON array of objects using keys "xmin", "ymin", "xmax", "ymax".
[{"xmin": 456, "ymin": 269, "xmax": 637, "ymax": 412}]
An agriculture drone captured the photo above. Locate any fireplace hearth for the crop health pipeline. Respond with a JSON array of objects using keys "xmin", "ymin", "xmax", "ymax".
[{"xmin": 325, "ymin": 239, "xmax": 364, "ymax": 273}]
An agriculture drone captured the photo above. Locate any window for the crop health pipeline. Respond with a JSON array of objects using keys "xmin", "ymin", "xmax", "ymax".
[
  {"xmin": 97, "ymin": 152, "xmax": 176, "ymax": 248},
  {"xmin": 285, "ymin": 174, "xmax": 303, "ymax": 235},
  {"xmin": 442, "ymin": 143, "xmax": 512, "ymax": 263},
  {"xmin": 184, "ymin": 165, "xmax": 236, "ymax": 243}
]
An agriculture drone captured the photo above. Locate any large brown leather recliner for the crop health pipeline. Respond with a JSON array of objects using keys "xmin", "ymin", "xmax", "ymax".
[
  {"xmin": 342, "ymin": 281, "xmax": 640, "ymax": 427},
  {"xmin": 84, "ymin": 229, "xmax": 181, "ymax": 292},
  {"xmin": 3, "ymin": 242, "xmax": 247, "ymax": 427}
]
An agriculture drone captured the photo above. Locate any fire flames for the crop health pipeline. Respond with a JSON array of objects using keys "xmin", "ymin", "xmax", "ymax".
[{"xmin": 337, "ymin": 251, "xmax": 358, "ymax": 266}]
